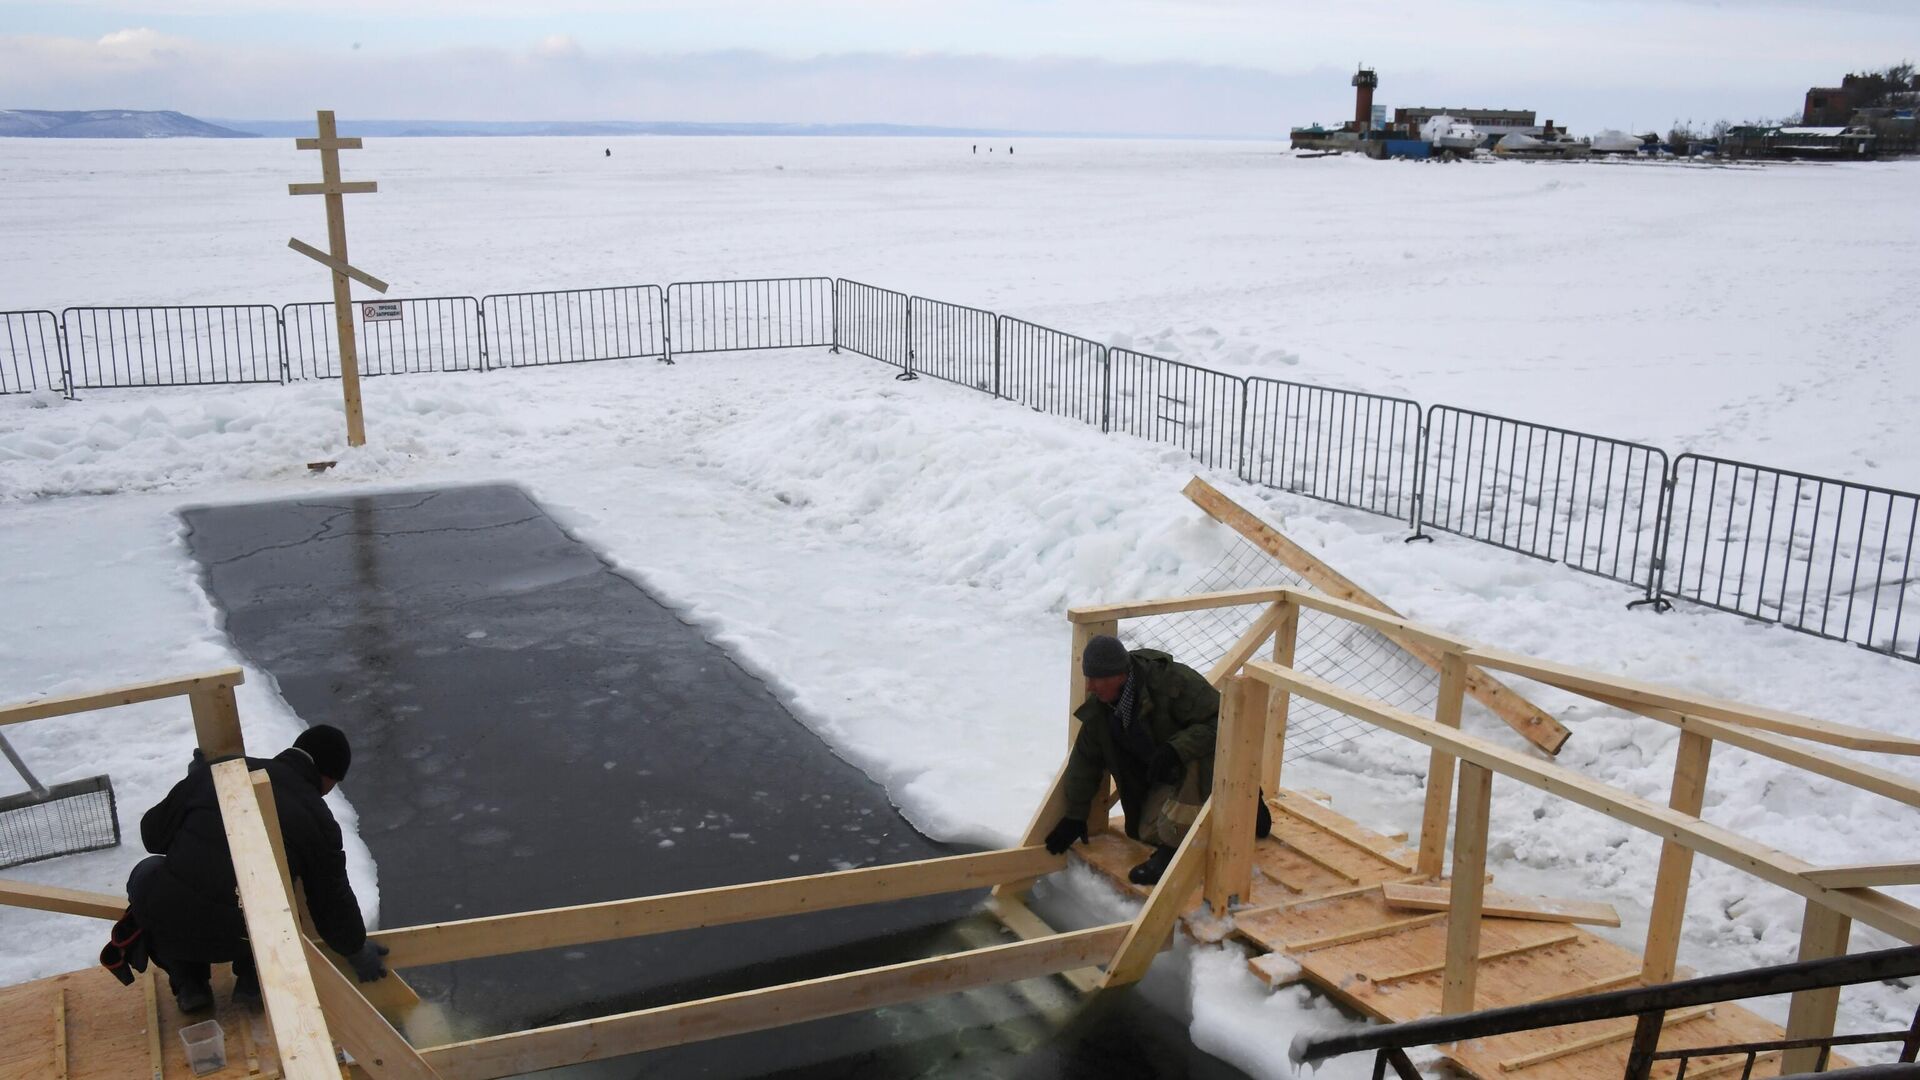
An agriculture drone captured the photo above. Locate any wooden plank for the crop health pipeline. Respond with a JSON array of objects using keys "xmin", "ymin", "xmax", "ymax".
[
  {"xmin": 1066, "ymin": 587, "xmax": 1287, "ymax": 624},
  {"xmin": 1781, "ymin": 900, "xmax": 1852, "ymax": 1075},
  {"xmin": 983, "ymin": 894, "xmax": 1099, "ymax": 994},
  {"xmin": 1467, "ymin": 645, "xmax": 1920, "ymax": 756},
  {"xmin": 288, "ymin": 180, "xmax": 378, "ymax": 196},
  {"xmin": 992, "ymin": 762, "xmax": 1076, "ymax": 902},
  {"xmin": 0, "ymin": 668, "xmax": 243, "ymax": 727},
  {"xmin": 1268, "ymin": 790, "xmax": 1418, "ymax": 872},
  {"xmin": 1206, "ymin": 676, "xmax": 1264, "ymax": 911},
  {"xmin": 419, "ymin": 924, "xmax": 1130, "ymax": 1080},
  {"xmin": 188, "ymin": 680, "xmax": 246, "ymax": 762},
  {"xmin": 53, "ymin": 988, "xmax": 67, "ymax": 1080},
  {"xmin": 1243, "ymin": 660, "xmax": 1920, "ymax": 944},
  {"xmin": 1203, "ymin": 603, "xmax": 1286, "ymax": 686},
  {"xmin": 1180, "ymin": 476, "xmax": 1569, "ymax": 755},
  {"xmin": 1263, "ymin": 600, "xmax": 1299, "ymax": 792},
  {"xmin": 1417, "ymin": 651, "xmax": 1468, "ymax": 878},
  {"xmin": 210, "ymin": 760, "xmax": 338, "ymax": 1079},
  {"xmin": 0, "ymin": 878, "xmax": 125, "ymax": 921},
  {"xmin": 1644, "ymin": 729, "xmax": 1713, "ymax": 984},
  {"xmin": 1102, "ymin": 804, "xmax": 1212, "ymax": 987},
  {"xmin": 379, "ymin": 846, "xmax": 1066, "ymax": 968},
  {"xmin": 302, "ymin": 940, "xmax": 440, "ymax": 1079},
  {"xmin": 1495, "ymin": 1005, "xmax": 1715, "ymax": 1072},
  {"xmin": 1441, "ymin": 762, "xmax": 1492, "ymax": 1014},
  {"xmin": 295, "ymin": 136, "xmax": 363, "ymax": 150},
  {"xmin": 1371, "ymin": 930, "xmax": 1580, "ymax": 984},
  {"xmin": 1803, "ymin": 863, "xmax": 1920, "ymax": 888},
  {"xmin": 1281, "ymin": 587, "xmax": 1472, "ymax": 654},
  {"xmin": 1278, "ymin": 833, "xmax": 1363, "ymax": 885},
  {"xmin": 1381, "ymin": 882, "xmax": 1621, "ymax": 927},
  {"xmin": 143, "ymin": 969, "xmax": 163, "ymax": 1080},
  {"xmin": 286, "ymin": 239, "xmax": 389, "ymax": 294},
  {"xmin": 1290, "ymin": 913, "xmax": 1445, "ymax": 952}
]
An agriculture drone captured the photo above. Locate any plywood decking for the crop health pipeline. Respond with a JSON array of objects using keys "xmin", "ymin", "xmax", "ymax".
[
  {"xmin": 1074, "ymin": 790, "xmax": 1819, "ymax": 1080},
  {"xmin": 0, "ymin": 964, "xmax": 291, "ymax": 1080}
]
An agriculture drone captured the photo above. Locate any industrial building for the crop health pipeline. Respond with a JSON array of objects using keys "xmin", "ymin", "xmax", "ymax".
[{"xmin": 1393, "ymin": 107, "xmax": 1543, "ymax": 142}]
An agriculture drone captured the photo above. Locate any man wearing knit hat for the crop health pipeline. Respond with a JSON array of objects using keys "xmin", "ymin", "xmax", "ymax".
[
  {"xmin": 1044, "ymin": 635, "xmax": 1270, "ymax": 885},
  {"xmin": 125, "ymin": 724, "xmax": 388, "ymax": 1013}
]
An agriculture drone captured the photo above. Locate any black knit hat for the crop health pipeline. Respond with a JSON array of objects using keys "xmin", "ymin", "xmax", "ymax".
[
  {"xmin": 1081, "ymin": 635, "xmax": 1131, "ymax": 678},
  {"xmin": 293, "ymin": 725, "xmax": 352, "ymax": 782}
]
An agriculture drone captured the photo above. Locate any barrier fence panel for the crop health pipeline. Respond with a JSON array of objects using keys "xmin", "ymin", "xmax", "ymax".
[
  {"xmin": 1, "ymin": 311, "xmax": 66, "ymax": 395},
  {"xmin": 834, "ymin": 279, "xmax": 909, "ymax": 369},
  {"xmin": 1240, "ymin": 378, "xmax": 1424, "ymax": 519},
  {"xmin": 482, "ymin": 285, "xmax": 666, "ymax": 368},
  {"xmin": 908, "ymin": 295, "xmax": 997, "ymax": 394},
  {"xmin": 997, "ymin": 317, "xmax": 1107, "ymax": 429},
  {"xmin": 1107, "ymin": 350, "xmax": 1244, "ymax": 470},
  {"xmin": 1661, "ymin": 454, "xmax": 1919, "ymax": 660},
  {"xmin": 284, "ymin": 296, "xmax": 483, "ymax": 379},
  {"xmin": 666, "ymin": 278, "xmax": 835, "ymax": 357},
  {"xmin": 1419, "ymin": 406, "xmax": 1668, "ymax": 590},
  {"xmin": 62, "ymin": 305, "xmax": 283, "ymax": 388}
]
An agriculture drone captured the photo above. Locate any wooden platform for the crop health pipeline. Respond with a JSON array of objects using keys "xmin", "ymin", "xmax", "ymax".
[
  {"xmin": 1076, "ymin": 788, "xmax": 1815, "ymax": 1080},
  {"xmin": 0, "ymin": 964, "xmax": 296, "ymax": 1080}
]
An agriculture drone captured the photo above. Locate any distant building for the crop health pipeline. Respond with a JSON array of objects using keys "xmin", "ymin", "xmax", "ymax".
[
  {"xmin": 1370, "ymin": 104, "xmax": 1386, "ymax": 132},
  {"xmin": 1803, "ymin": 87, "xmax": 1852, "ymax": 126}
]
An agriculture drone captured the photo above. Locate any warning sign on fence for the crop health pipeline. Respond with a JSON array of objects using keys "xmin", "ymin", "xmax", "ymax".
[{"xmin": 362, "ymin": 301, "xmax": 403, "ymax": 322}]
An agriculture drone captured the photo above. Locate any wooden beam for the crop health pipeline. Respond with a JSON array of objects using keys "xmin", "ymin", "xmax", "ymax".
[
  {"xmin": 1242, "ymin": 660, "xmax": 1920, "ymax": 944},
  {"xmin": 1440, "ymin": 762, "xmax": 1492, "ymax": 1015},
  {"xmin": 0, "ymin": 878, "xmax": 125, "ymax": 920},
  {"xmin": 419, "ymin": 924, "xmax": 1130, "ymax": 1080},
  {"xmin": 1803, "ymin": 863, "xmax": 1920, "ymax": 888},
  {"xmin": 295, "ymin": 135, "xmax": 363, "ymax": 150},
  {"xmin": 189, "ymin": 679, "xmax": 246, "ymax": 769},
  {"xmin": 1280, "ymin": 587, "xmax": 1471, "ymax": 655},
  {"xmin": 1372, "ymin": 930, "xmax": 1580, "ymax": 984},
  {"xmin": 993, "ymin": 762, "xmax": 1075, "ymax": 902},
  {"xmin": 1781, "ymin": 900, "xmax": 1852, "ymax": 1075},
  {"xmin": 303, "ymin": 939, "xmax": 441, "ymax": 1079},
  {"xmin": 1263, "ymin": 600, "xmax": 1299, "ymax": 791},
  {"xmin": 289, "ymin": 180, "xmax": 378, "ymax": 196},
  {"xmin": 1203, "ymin": 603, "xmax": 1287, "ymax": 686},
  {"xmin": 1643, "ymin": 729, "xmax": 1713, "ymax": 984},
  {"xmin": 287, "ymin": 238, "xmax": 389, "ymax": 294},
  {"xmin": 1102, "ymin": 803, "xmax": 1212, "ymax": 987},
  {"xmin": 1181, "ymin": 476, "xmax": 1569, "ymax": 755},
  {"xmin": 0, "ymin": 668, "xmax": 244, "ymax": 727},
  {"xmin": 1417, "ymin": 651, "xmax": 1468, "ymax": 878},
  {"xmin": 1497, "ymin": 1006, "xmax": 1715, "ymax": 1072},
  {"xmin": 378, "ymin": 845, "xmax": 1065, "ymax": 969},
  {"xmin": 1467, "ymin": 645, "xmax": 1920, "ymax": 756},
  {"xmin": 211, "ymin": 760, "xmax": 338, "ymax": 1079},
  {"xmin": 1066, "ymin": 587, "xmax": 1287, "ymax": 624},
  {"xmin": 1289, "ymin": 913, "xmax": 1445, "ymax": 952},
  {"xmin": 143, "ymin": 969, "xmax": 163, "ymax": 1080},
  {"xmin": 1381, "ymin": 882, "xmax": 1621, "ymax": 927},
  {"xmin": 53, "ymin": 987, "xmax": 68, "ymax": 1080},
  {"xmin": 1206, "ymin": 676, "xmax": 1265, "ymax": 911},
  {"xmin": 984, "ymin": 894, "xmax": 1100, "ymax": 994},
  {"xmin": 1268, "ymin": 790, "xmax": 1417, "ymax": 872}
]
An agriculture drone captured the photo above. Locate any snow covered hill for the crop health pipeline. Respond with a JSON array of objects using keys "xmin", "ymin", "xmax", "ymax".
[{"xmin": 0, "ymin": 109, "xmax": 251, "ymax": 138}]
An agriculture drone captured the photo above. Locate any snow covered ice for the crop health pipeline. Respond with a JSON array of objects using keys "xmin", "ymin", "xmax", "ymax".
[{"xmin": 4, "ymin": 136, "xmax": 1920, "ymax": 1077}]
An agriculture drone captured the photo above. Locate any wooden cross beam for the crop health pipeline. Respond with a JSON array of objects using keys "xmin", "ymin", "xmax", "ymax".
[{"xmin": 289, "ymin": 109, "xmax": 387, "ymax": 449}]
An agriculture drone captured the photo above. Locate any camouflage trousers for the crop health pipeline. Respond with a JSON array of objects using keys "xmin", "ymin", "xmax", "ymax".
[{"xmin": 1136, "ymin": 767, "xmax": 1208, "ymax": 849}]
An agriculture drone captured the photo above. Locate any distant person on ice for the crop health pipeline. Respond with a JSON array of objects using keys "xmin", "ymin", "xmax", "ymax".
[
  {"xmin": 123, "ymin": 725, "xmax": 389, "ymax": 1012},
  {"xmin": 1044, "ymin": 635, "xmax": 1269, "ymax": 885}
]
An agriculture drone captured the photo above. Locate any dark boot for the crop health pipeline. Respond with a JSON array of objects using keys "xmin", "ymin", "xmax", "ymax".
[
  {"xmin": 231, "ymin": 971, "xmax": 261, "ymax": 1008},
  {"xmin": 172, "ymin": 978, "xmax": 213, "ymax": 1013},
  {"xmin": 1255, "ymin": 790, "xmax": 1273, "ymax": 839},
  {"xmin": 1128, "ymin": 845, "xmax": 1176, "ymax": 886}
]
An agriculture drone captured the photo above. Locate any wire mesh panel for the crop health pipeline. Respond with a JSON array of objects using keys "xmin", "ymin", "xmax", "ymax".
[
  {"xmin": 835, "ymin": 279, "xmax": 909, "ymax": 368},
  {"xmin": 0, "ymin": 310, "xmax": 66, "ymax": 395},
  {"xmin": 1242, "ymin": 379, "xmax": 1423, "ymax": 520},
  {"xmin": 908, "ymin": 295, "xmax": 997, "ymax": 394},
  {"xmin": 0, "ymin": 776, "xmax": 120, "ymax": 870},
  {"xmin": 666, "ymin": 278, "xmax": 835, "ymax": 356},
  {"xmin": 1123, "ymin": 537, "xmax": 1438, "ymax": 762},
  {"xmin": 997, "ymin": 317, "xmax": 1107, "ymax": 429},
  {"xmin": 1661, "ymin": 454, "xmax": 1919, "ymax": 661},
  {"xmin": 482, "ymin": 285, "xmax": 666, "ymax": 368},
  {"xmin": 1419, "ymin": 406, "xmax": 1668, "ymax": 590},
  {"xmin": 62, "ymin": 305, "xmax": 283, "ymax": 388},
  {"xmin": 284, "ymin": 296, "xmax": 484, "ymax": 379},
  {"xmin": 1107, "ymin": 350, "xmax": 1245, "ymax": 470}
]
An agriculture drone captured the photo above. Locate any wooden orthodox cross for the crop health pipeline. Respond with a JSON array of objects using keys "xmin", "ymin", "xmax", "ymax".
[{"xmin": 288, "ymin": 110, "xmax": 388, "ymax": 448}]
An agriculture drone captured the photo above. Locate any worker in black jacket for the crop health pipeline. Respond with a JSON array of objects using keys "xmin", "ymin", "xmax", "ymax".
[{"xmin": 126, "ymin": 725, "xmax": 388, "ymax": 1012}]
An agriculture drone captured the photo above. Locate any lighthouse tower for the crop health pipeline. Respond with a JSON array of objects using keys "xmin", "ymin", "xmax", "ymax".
[{"xmin": 1352, "ymin": 66, "xmax": 1378, "ymax": 131}]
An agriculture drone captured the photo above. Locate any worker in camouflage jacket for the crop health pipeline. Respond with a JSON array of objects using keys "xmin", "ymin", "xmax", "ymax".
[{"xmin": 1045, "ymin": 635, "xmax": 1269, "ymax": 885}]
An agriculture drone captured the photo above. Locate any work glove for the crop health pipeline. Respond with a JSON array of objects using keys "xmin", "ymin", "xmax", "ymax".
[
  {"xmin": 1043, "ymin": 816, "xmax": 1088, "ymax": 855},
  {"xmin": 348, "ymin": 941, "xmax": 390, "ymax": 983},
  {"xmin": 1149, "ymin": 746, "xmax": 1183, "ymax": 786}
]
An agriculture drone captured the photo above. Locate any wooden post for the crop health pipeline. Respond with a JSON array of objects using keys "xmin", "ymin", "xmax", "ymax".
[
  {"xmin": 1070, "ymin": 618, "xmax": 1117, "ymax": 835},
  {"xmin": 1206, "ymin": 676, "xmax": 1267, "ymax": 911},
  {"xmin": 1261, "ymin": 599, "xmax": 1299, "ymax": 792},
  {"xmin": 1102, "ymin": 804, "xmax": 1212, "ymax": 988},
  {"xmin": 290, "ymin": 110, "xmax": 385, "ymax": 449},
  {"xmin": 1642, "ymin": 730, "xmax": 1713, "ymax": 984},
  {"xmin": 1781, "ymin": 900, "xmax": 1853, "ymax": 1074},
  {"xmin": 188, "ymin": 679, "xmax": 246, "ymax": 761},
  {"xmin": 1440, "ymin": 761, "xmax": 1492, "ymax": 1015},
  {"xmin": 1416, "ymin": 652, "xmax": 1468, "ymax": 879}
]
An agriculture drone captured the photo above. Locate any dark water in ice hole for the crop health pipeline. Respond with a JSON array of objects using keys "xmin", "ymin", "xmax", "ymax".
[{"xmin": 180, "ymin": 484, "xmax": 1252, "ymax": 1079}]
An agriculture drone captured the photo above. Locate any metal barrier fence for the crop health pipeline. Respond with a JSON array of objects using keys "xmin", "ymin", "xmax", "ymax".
[
  {"xmin": 483, "ymin": 285, "xmax": 667, "ymax": 369},
  {"xmin": 666, "ymin": 278, "xmax": 835, "ymax": 359},
  {"xmin": 834, "ymin": 279, "xmax": 909, "ymax": 369},
  {"xmin": 997, "ymin": 317, "xmax": 1107, "ymax": 429},
  {"xmin": 1661, "ymin": 454, "xmax": 1919, "ymax": 661},
  {"xmin": 1107, "ymin": 350, "xmax": 1244, "ymax": 470},
  {"xmin": 908, "ymin": 295, "xmax": 997, "ymax": 394},
  {"xmin": 285, "ymin": 296, "xmax": 484, "ymax": 379},
  {"xmin": 0, "ymin": 311, "xmax": 66, "ymax": 396},
  {"xmin": 1241, "ymin": 378, "xmax": 1423, "ymax": 519},
  {"xmin": 62, "ymin": 305, "xmax": 283, "ymax": 388},
  {"xmin": 1417, "ymin": 406, "xmax": 1669, "ymax": 592}
]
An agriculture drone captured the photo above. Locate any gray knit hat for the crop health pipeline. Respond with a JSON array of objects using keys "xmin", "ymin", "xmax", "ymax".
[{"xmin": 1081, "ymin": 635, "xmax": 1130, "ymax": 678}]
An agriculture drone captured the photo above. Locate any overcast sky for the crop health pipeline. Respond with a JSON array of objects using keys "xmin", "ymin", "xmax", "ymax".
[{"xmin": 3, "ymin": 1, "xmax": 1916, "ymax": 136}]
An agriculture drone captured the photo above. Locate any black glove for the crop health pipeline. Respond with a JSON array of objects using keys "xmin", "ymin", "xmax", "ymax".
[
  {"xmin": 1044, "ymin": 816, "xmax": 1088, "ymax": 855},
  {"xmin": 347, "ymin": 941, "xmax": 390, "ymax": 983},
  {"xmin": 1149, "ymin": 746, "xmax": 1183, "ymax": 785}
]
